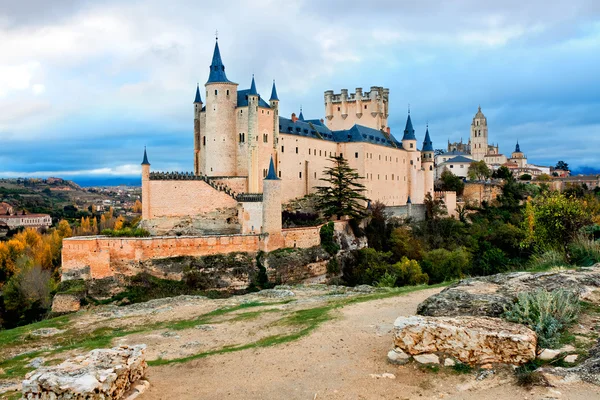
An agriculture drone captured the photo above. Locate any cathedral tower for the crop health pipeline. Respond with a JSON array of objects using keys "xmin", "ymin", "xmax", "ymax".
[
  {"xmin": 421, "ymin": 125, "xmax": 435, "ymax": 197},
  {"xmin": 470, "ymin": 106, "xmax": 488, "ymax": 161},
  {"xmin": 193, "ymin": 84, "xmax": 203, "ymax": 175},
  {"xmin": 202, "ymin": 39, "xmax": 238, "ymax": 176}
]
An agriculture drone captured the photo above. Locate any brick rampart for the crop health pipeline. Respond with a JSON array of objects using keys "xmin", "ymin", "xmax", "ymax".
[{"xmin": 60, "ymin": 221, "xmax": 348, "ymax": 282}]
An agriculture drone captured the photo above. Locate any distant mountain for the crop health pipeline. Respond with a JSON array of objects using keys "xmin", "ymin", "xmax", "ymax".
[
  {"xmin": 571, "ymin": 166, "xmax": 600, "ymax": 176},
  {"xmin": 72, "ymin": 177, "xmax": 141, "ymax": 187}
]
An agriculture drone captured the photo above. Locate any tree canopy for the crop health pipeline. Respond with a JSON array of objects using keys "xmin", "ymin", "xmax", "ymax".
[
  {"xmin": 467, "ymin": 160, "xmax": 492, "ymax": 181},
  {"xmin": 555, "ymin": 161, "xmax": 569, "ymax": 171}
]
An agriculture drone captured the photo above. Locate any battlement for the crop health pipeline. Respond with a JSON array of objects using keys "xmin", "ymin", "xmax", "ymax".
[
  {"xmin": 149, "ymin": 171, "xmax": 240, "ymax": 200},
  {"xmin": 324, "ymin": 87, "xmax": 389, "ymax": 104}
]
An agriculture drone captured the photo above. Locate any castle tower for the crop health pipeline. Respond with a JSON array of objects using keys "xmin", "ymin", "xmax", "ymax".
[
  {"xmin": 193, "ymin": 84, "xmax": 203, "ymax": 175},
  {"xmin": 262, "ymin": 157, "xmax": 282, "ymax": 236},
  {"xmin": 141, "ymin": 148, "xmax": 151, "ymax": 220},
  {"xmin": 247, "ymin": 75, "xmax": 260, "ymax": 193},
  {"xmin": 202, "ymin": 39, "xmax": 238, "ymax": 176},
  {"xmin": 470, "ymin": 106, "xmax": 488, "ymax": 161},
  {"xmin": 269, "ymin": 80, "xmax": 280, "ymax": 158},
  {"xmin": 421, "ymin": 125, "xmax": 435, "ymax": 197},
  {"xmin": 402, "ymin": 112, "xmax": 418, "ymax": 203}
]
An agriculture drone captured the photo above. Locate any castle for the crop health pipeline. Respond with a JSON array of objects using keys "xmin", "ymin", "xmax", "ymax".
[
  {"xmin": 140, "ymin": 39, "xmax": 441, "ymax": 237},
  {"xmin": 439, "ymin": 106, "xmax": 549, "ymax": 178}
]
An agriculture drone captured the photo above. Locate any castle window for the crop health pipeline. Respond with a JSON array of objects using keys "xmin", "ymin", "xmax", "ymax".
[
  {"xmin": 296, "ymin": 147, "xmax": 298, "ymax": 154},
  {"xmin": 226, "ymin": 90, "xmax": 229, "ymax": 96},
  {"xmin": 392, "ymin": 174, "xmax": 394, "ymax": 180},
  {"xmin": 215, "ymin": 90, "xmax": 218, "ymax": 95},
  {"xmin": 378, "ymin": 174, "xmax": 380, "ymax": 180},
  {"xmin": 279, "ymin": 171, "xmax": 282, "ymax": 178},
  {"xmin": 379, "ymin": 155, "xmax": 381, "ymax": 160},
  {"xmin": 410, "ymin": 160, "xmax": 414, "ymax": 165},
  {"xmin": 319, "ymin": 150, "xmax": 322, "ymax": 156},
  {"xmin": 429, "ymin": 165, "xmax": 432, "ymax": 171},
  {"xmin": 339, "ymin": 153, "xmax": 343, "ymax": 158},
  {"xmin": 410, "ymin": 143, "xmax": 414, "ymax": 148},
  {"xmin": 296, "ymin": 127, "xmax": 301, "ymax": 133},
  {"xmin": 364, "ymin": 105, "xmax": 367, "ymax": 109},
  {"xmin": 281, "ymin": 146, "xmax": 284, "ymax": 153},
  {"xmin": 263, "ymin": 169, "xmax": 267, "ymax": 177},
  {"xmin": 263, "ymin": 134, "xmax": 268, "ymax": 143},
  {"xmin": 240, "ymin": 110, "xmax": 243, "ymax": 114},
  {"xmin": 337, "ymin": 107, "xmax": 341, "ymax": 111},
  {"xmin": 355, "ymin": 152, "xmax": 358, "ymax": 158},
  {"xmin": 450, "ymin": 165, "xmax": 454, "ymax": 168},
  {"xmin": 299, "ymin": 172, "xmax": 302, "ymax": 178},
  {"xmin": 203, "ymin": 136, "xmax": 206, "ymax": 146},
  {"xmin": 314, "ymin": 172, "xmax": 317, "ymax": 178},
  {"xmin": 309, "ymin": 149, "xmax": 311, "ymax": 155},
  {"xmin": 262, "ymin": 110, "xmax": 264, "ymax": 114},
  {"xmin": 288, "ymin": 127, "xmax": 293, "ymax": 132}
]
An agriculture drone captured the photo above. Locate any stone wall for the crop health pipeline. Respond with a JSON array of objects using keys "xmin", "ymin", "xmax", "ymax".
[
  {"xmin": 60, "ymin": 222, "xmax": 348, "ymax": 283},
  {"xmin": 463, "ymin": 182, "xmax": 501, "ymax": 206},
  {"xmin": 386, "ymin": 204, "xmax": 426, "ymax": 221}
]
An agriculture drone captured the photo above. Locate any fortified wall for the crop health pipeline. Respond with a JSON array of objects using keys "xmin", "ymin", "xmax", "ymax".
[
  {"xmin": 462, "ymin": 182, "xmax": 501, "ymax": 206},
  {"xmin": 61, "ymin": 221, "xmax": 346, "ymax": 282}
]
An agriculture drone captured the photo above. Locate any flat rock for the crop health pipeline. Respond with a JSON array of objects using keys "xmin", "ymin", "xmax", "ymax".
[
  {"xmin": 30, "ymin": 328, "xmax": 65, "ymax": 337},
  {"xmin": 387, "ymin": 349, "xmax": 411, "ymax": 365},
  {"xmin": 539, "ymin": 349, "xmax": 561, "ymax": 360},
  {"xmin": 444, "ymin": 358, "xmax": 456, "ymax": 367},
  {"xmin": 393, "ymin": 315, "xmax": 536, "ymax": 365},
  {"xmin": 417, "ymin": 266, "xmax": 600, "ymax": 318},
  {"xmin": 413, "ymin": 354, "xmax": 440, "ymax": 364},
  {"xmin": 564, "ymin": 354, "xmax": 578, "ymax": 363}
]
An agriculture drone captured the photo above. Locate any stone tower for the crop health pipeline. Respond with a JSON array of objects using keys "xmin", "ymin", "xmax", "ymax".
[
  {"xmin": 470, "ymin": 106, "xmax": 488, "ymax": 161},
  {"xmin": 141, "ymin": 148, "xmax": 151, "ymax": 220},
  {"xmin": 511, "ymin": 141, "xmax": 527, "ymax": 168},
  {"xmin": 261, "ymin": 156, "xmax": 284, "ymax": 251},
  {"xmin": 201, "ymin": 39, "xmax": 238, "ymax": 176},
  {"xmin": 193, "ymin": 84, "xmax": 203, "ymax": 175},
  {"xmin": 324, "ymin": 86, "xmax": 389, "ymax": 131},
  {"xmin": 269, "ymin": 80, "xmax": 280, "ymax": 166},
  {"xmin": 247, "ymin": 76, "xmax": 260, "ymax": 193},
  {"xmin": 421, "ymin": 125, "xmax": 435, "ymax": 197},
  {"xmin": 402, "ymin": 112, "xmax": 418, "ymax": 204}
]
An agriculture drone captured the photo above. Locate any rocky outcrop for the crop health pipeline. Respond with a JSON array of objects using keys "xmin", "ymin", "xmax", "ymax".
[
  {"xmin": 539, "ymin": 339, "xmax": 600, "ymax": 386},
  {"xmin": 417, "ymin": 266, "xmax": 600, "ymax": 317},
  {"xmin": 51, "ymin": 294, "xmax": 82, "ymax": 314},
  {"xmin": 392, "ymin": 316, "xmax": 537, "ymax": 366},
  {"xmin": 22, "ymin": 345, "xmax": 147, "ymax": 399}
]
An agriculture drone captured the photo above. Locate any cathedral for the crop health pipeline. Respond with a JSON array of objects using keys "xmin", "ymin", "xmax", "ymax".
[{"xmin": 140, "ymin": 39, "xmax": 439, "ymax": 236}]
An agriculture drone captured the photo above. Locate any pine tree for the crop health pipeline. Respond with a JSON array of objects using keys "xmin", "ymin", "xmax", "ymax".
[{"xmin": 314, "ymin": 155, "xmax": 369, "ymax": 220}]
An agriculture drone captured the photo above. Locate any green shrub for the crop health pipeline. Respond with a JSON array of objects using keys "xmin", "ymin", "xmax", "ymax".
[
  {"xmin": 503, "ymin": 289, "xmax": 580, "ymax": 348},
  {"xmin": 528, "ymin": 250, "xmax": 567, "ymax": 271},
  {"xmin": 375, "ymin": 271, "xmax": 397, "ymax": 288},
  {"xmin": 320, "ymin": 222, "xmax": 340, "ymax": 255},
  {"xmin": 100, "ymin": 228, "xmax": 151, "ymax": 237},
  {"xmin": 421, "ymin": 247, "xmax": 470, "ymax": 284},
  {"xmin": 392, "ymin": 257, "xmax": 429, "ymax": 286},
  {"xmin": 326, "ymin": 257, "xmax": 340, "ymax": 275},
  {"xmin": 568, "ymin": 235, "xmax": 600, "ymax": 267}
]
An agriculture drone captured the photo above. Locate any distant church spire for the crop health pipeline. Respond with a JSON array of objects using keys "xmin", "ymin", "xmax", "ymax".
[
  {"xmin": 206, "ymin": 39, "xmax": 231, "ymax": 83},
  {"xmin": 515, "ymin": 140, "xmax": 521, "ymax": 153},
  {"xmin": 141, "ymin": 147, "xmax": 150, "ymax": 165},
  {"xmin": 194, "ymin": 83, "xmax": 202, "ymax": 103},
  {"xmin": 269, "ymin": 80, "xmax": 279, "ymax": 101}
]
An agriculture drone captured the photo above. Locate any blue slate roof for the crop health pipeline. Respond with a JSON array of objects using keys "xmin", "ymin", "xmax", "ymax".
[
  {"xmin": 515, "ymin": 141, "xmax": 521, "ymax": 152},
  {"xmin": 237, "ymin": 89, "xmax": 271, "ymax": 108},
  {"xmin": 206, "ymin": 41, "xmax": 232, "ymax": 84},
  {"xmin": 248, "ymin": 75, "xmax": 258, "ymax": 95},
  {"xmin": 422, "ymin": 127, "xmax": 434, "ymax": 152},
  {"xmin": 141, "ymin": 147, "xmax": 150, "ymax": 165},
  {"xmin": 402, "ymin": 114, "xmax": 417, "ymax": 141},
  {"xmin": 278, "ymin": 117, "xmax": 402, "ymax": 148},
  {"xmin": 269, "ymin": 80, "xmax": 279, "ymax": 101},
  {"xmin": 298, "ymin": 109, "xmax": 305, "ymax": 121},
  {"xmin": 194, "ymin": 84, "xmax": 202, "ymax": 103},
  {"xmin": 265, "ymin": 157, "xmax": 279, "ymax": 180},
  {"xmin": 443, "ymin": 155, "xmax": 473, "ymax": 163},
  {"xmin": 305, "ymin": 119, "xmax": 325, "ymax": 126}
]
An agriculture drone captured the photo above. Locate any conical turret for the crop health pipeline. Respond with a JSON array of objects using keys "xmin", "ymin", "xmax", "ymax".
[{"xmin": 206, "ymin": 40, "xmax": 231, "ymax": 84}]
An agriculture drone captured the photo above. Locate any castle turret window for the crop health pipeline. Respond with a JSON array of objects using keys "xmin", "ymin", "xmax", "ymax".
[
  {"xmin": 355, "ymin": 152, "xmax": 358, "ymax": 158},
  {"xmin": 215, "ymin": 90, "xmax": 218, "ymax": 95}
]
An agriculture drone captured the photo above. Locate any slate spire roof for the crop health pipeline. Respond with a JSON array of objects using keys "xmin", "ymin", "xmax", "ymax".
[
  {"xmin": 265, "ymin": 156, "xmax": 279, "ymax": 180},
  {"xmin": 402, "ymin": 114, "xmax": 416, "ymax": 141},
  {"xmin": 515, "ymin": 141, "xmax": 521, "ymax": 153},
  {"xmin": 206, "ymin": 40, "xmax": 231, "ymax": 84},
  {"xmin": 141, "ymin": 147, "xmax": 150, "ymax": 165},
  {"xmin": 422, "ymin": 125, "xmax": 434, "ymax": 152},
  {"xmin": 269, "ymin": 80, "xmax": 279, "ymax": 101},
  {"xmin": 194, "ymin": 83, "xmax": 202, "ymax": 103},
  {"xmin": 298, "ymin": 107, "xmax": 305, "ymax": 121},
  {"xmin": 248, "ymin": 75, "xmax": 258, "ymax": 96}
]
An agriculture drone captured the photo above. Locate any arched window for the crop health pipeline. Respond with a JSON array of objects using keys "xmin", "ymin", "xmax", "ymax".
[
  {"xmin": 202, "ymin": 136, "xmax": 206, "ymax": 146},
  {"xmin": 214, "ymin": 90, "xmax": 218, "ymax": 95}
]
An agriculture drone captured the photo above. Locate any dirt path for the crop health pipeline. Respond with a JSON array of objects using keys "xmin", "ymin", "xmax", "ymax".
[{"xmin": 142, "ymin": 287, "xmax": 600, "ymax": 400}]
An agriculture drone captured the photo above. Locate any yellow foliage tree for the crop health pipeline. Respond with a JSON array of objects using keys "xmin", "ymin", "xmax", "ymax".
[
  {"xmin": 114, "ymin": 216, "xmax": 125, "ymax": 231},
  {"xmin": 57, "ymin": 220, "xmax": 72, "ymax": 238},
  {"xmin": 133, "ymin": 200, "xmax": 142, "ymax": 213}
]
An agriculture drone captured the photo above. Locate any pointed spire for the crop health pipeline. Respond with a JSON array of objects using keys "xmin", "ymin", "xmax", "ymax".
[
  {"xmin": 407, "ymin": 196, "xmax": 412, "ymax": 204},
  {"xmin": 422, "ymin": 125, "xmax": 434, "ymax": 152},
  {"xmin": 248, "ymin": 74, "xmax": 258, "ymax": 96},
  {"xmin": 402, "ymin": 113, "xmax": 416, "ymax": 141},
  {"xmin": 207, "ymin": 40, "xmax": 231, "ymax": 84},
  {"xmin": 515, "ymin": 140, "xmax": 521, "ymax": 153},
  {"xmin": 194, "ymin": 83, "xmax": 202, "ymax": 103},
  {"xmin": 269, "ymin": 79, "xmax": 279, "ymax": 101},
  {"xmin": 141, "ymin": 147, "xmax": 150, "ymax": 165},
  {"xmin": 298, "ymin": 106, "xmax": 304, "ymax": 121},
  {"xmin": 265, "ymin": 156, "xmax": 279, "ymax": 180}
]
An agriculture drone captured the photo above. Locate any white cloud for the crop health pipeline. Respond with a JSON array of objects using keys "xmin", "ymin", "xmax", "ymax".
[{"xmin": 32, "ymin": 84, "xmax": 45, "ymax": 95}]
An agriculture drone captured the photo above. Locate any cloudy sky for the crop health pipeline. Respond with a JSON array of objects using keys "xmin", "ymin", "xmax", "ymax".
[{"xmin": 1, "ymin": 0, "xmax": 599, "ymax": 182}]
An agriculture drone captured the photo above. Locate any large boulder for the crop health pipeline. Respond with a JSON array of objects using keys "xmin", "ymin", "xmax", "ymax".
[
  {"xmin": 22, "ymin": 345, "xmax": 147, "ymax": 399},
  {"xmin": 393, "ymin": 315, "xmax": 537, "ymax": 365},
  {"xmin": 417, "ymin": 266, "xmax": 600, "ymax": 317}
]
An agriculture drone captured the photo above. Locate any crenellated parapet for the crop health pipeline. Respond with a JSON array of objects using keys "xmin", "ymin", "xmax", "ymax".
[{"xmin": 324, "ymin": 86, "xmax": 389, "ymax": 131}]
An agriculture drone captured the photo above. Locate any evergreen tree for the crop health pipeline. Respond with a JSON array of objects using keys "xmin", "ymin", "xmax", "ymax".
[{"xmin": 314, "ymin": 156, "xmax": 369, "ymax": 220}]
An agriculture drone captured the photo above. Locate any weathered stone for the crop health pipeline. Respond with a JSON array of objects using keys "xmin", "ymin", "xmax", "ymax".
[
  {"xmin": 22, "ymin": 344, "xmax": 147, "ymax": 400},
  {"xmin": 393, "ymin": 316, "xmax": 537, "ymax": 365},
  {"xmin": 537, "ymin": 339, "xmax": 600, "ymax": 386},
  {"xmin": 539, "ymin": 349, "xmax": 561, "ymax": 360},
  {"xmin": 387, "ymin": 349, "xmax": 411, "ymax": 365},
  {"xmin": 564, "ymin": 355, "xmax": 578, "ymax": 363},
  {"xmin": 31, "ymin": 328, "xmax": 65, "ymax": 337},
  {"xmin": 51, "ymin": 294, "xmax": 82, "ymax": 314},
  {"xmin": 417, "ymin": 266, "xmax": 600, "ymax": 318},
  {"xmin": 27, "ymin": 358, "xmax": 45, "ymax": 368},
  {"xmin": 413, "ymin": 354, "xmax": 440, "ymax": 364},
  {"xmin": 256, "ymin": 289, "xmax": 295, "ymax": 298},
  {"xmin": 444, "ymin": 358, "xmax": 456, "ymax": 367}
]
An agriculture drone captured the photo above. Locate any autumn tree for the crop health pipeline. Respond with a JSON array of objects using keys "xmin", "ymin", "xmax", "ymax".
[
  {"xmin": 133, "ymin": 200, "xmax": 142, "ymax": 213},
  {"xmin": 315, "ymin": 155, "xmax": 369, "ymax": 220}
]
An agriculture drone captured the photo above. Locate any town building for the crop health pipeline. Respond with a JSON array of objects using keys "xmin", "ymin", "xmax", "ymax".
[
  {"xmin": 0, "ymin": 213, "xmax": 52, "ymax": 230},
  {"xmin": 140, "ymin": 39, "xmax": 447, "ymax": 236}
]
